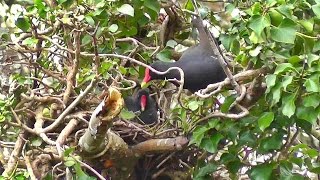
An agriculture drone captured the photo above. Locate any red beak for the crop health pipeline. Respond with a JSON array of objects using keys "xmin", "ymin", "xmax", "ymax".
[
  {"xmin": 141, "ymin": 68, "xmax": 151, "ymax": 88},
  {"xmin": 140, "ymin": 95, "xmax": 147, "ymax": 111}
]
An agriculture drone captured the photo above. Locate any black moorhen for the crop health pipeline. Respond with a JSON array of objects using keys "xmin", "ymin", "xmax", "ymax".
[
  {"xmin": 141, "ymin": 18, "xmax": 226, "ymax": 93},
  {"xmin": 124, "ymin": 89, "xmax": 158, "ymax": 125}
]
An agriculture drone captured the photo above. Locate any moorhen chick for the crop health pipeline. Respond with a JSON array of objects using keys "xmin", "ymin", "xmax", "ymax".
[
  {"xmin": 141, "ymin": 18, "xmax": 226, "ymax": 93},
  {"xmin": 124, "ymin": 89, "xmax": 158, "ymax": 125}
]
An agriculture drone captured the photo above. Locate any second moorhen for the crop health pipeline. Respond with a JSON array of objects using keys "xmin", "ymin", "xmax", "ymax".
[
  {"xmin": 141, "ymin": 18, "xmax": 226, "ymax": 93},
  {"xmin": 124, "ymin": 89, "xmax": 158, "ymax": 125}
]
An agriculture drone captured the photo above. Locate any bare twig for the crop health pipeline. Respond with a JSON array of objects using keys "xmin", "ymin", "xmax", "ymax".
[{"xmin": 43, "ymin": 78, "xmax": 98, "ymax": 133}]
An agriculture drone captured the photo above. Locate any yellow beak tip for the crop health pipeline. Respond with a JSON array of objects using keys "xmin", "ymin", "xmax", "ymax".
[{"xmin": 141, "ymin": 82, "xmax": 147, "ymax": 88}]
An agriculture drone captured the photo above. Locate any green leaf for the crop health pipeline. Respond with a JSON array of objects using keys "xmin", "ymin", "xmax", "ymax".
[
  {"xmin": 74, "ymin": 163, "xmax": 96, "ymax": 180},
  {"xmin": 117, "ymin": 4, "xmax": 134, "ymax": 17},
  {"xmin": 64, "ymin": 156, "xmax": 76, "ymax": 167},
  {"xmin": 296, "ymin": 106, "xmax": 317, "ymax": 124},
  {"xmin": 120, "ymin": 109, "xmax": 136, "ymax": 120},
  {"xmin": 258, "ymin": 112, "xmax": 274, "ymax": 131},
  {"xmin": 304, "ymin": 78, "xmax": 320, "ymax": 93},
  {"xmin": 220, "ymin": 34, "xmax": 236, "ymax": 51},
  {"xmin": 194, "ymin": 163, "xmax": 217, "ymax": 179},
  {"xmin": 282, "ymin": 76, "xmax": 293, "ymax": 91},
  {"xmin": 166, "ymin": 40, "xmax": 177, "ymax": 48},
  {"xmin": 156, "ymin": 49, "xmax": 172, "ymax": 62},
  {"xmin": 274, "ymin": 63, "xmax": 294, "ymax": 74},
  {"xmin": 270, "ymin": 18, "xmax": 297, "ymax": 44},
  {"xmin": 249, "ymin": 46, "xmax": 262, "ymax": 57},
  {"xmin": 238, "ymin": 131, "xmax": 256, "ymax": 146},
  {"xmin": 144, "ymin": 0, "xmax": 160, "ymax": 13},
  {"xmin": 288, "ymin": 56, "xmax": 301, "ymax": 65},
  {"xmin": 303, "ymin": 94, "xmax": 320, "ymax": 108},
  {"xmin": 280, "ymin": 162, "xmax": 304, "ymax": 180},
  {"xmin": 299, "ymin": 19, "xmax": 314, "ymax": 33},
  {"xmin": 200, "ymin": 134, "xmax": 224, "ymax": 153},
  {"xmin": 277, "ymin": 5, "xmax": 294, "ymax": 18},
  {"xmin": 251, "ymin": 2, "xmax": 262, "ymax": 15},
  {"xmin": 22, "ymin": 37, "xmax": 38, "ymax": 46},
  {"xmin": 282, "ymin": 93, "xmax": 296, "ymax": 118},
  {"xmin": 307, "ymin": 54, "xmax": 319, "ymax": 67},
  {"xmin": 248, "ymin": 15, "xmax": 270, "ymax": 36},
  {"xmin": 188, "ymin": 101, "xmax": 201, "ymax": 111},
  {"xmin": 81, "ymin": 35, "xmax": 92, "ymax": 45},
  {"xmin": 108, "ymin": 24, "xmax": 118, "ymax": 33},
  {"xmin": 16, "ymin": 17, "xmax": 31, "ymax": 32},
  {"xmin": 85, "ymin": 16, "xmax": 95, "ymax": 26},
  {"xmin": 190, "ymin": 126, "xmax": 208, "ymax": 146},
  {"xmin": 220, "ymin": 95, "xmax": 236, "ymax": 113},
  {"xmin": 265, "ymin": 74, "xmax": 277, "ymax": 93},
  {"xmin": 220, "ymin": 153, "xmax": 242, "ymax": 174},
  {"xmin": 268, "ymin": 9, "xmax": 283, "ymax": 26},
  {"xmin": 31, "ymin": 137, "xmax": 43, "ymax": 147},
  {"xmin": 64, "ymin": 147, "xmax": 75, "ymax": 157},
  {"xmin": 249, "ymin": 163, "xmax": 274, "ymax": 180},
  {"xmin": 312, "ymin": 4, "xmax": 320, "ymax": 18},
  {"xmin": 271, "ymin": 83, "xmax": 282, "ymax": 105}
]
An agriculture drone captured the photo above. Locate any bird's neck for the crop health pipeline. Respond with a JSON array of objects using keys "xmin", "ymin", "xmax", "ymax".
[
  {"xmin": 152, "ymin": 61, "xmax": 180, "ymax": 80},
  {"xmin": 197, "ymin": 26, "xmax": 211, "ymax": 50}
]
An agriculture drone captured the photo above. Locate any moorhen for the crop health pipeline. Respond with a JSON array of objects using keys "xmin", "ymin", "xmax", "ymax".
[
  {"xmin": 124, "ymin": 89, "xmax": 158, "ymax": 125},
  {"xmin": 141, "ymin": 18, "xmax": 226, "ymax": 93}
]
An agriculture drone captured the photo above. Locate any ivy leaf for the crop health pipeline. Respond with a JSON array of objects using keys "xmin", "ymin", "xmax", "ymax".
[
  {"xmin": 120, "ymin": 109, "xmax": 136, "ymax": 120},
  {"xmin": 269, "ymin": 9, "xmax": 283, "ymax": 26},
  {"xmin": 280, "ymin": 162, "xmax": 305, "ymax": 180},
  {"xmin": 282, "ymin": 93, "xmax": 296, "ymax": 118},
  {"xmin": 303, "ymin": 94, "xmax": 320, "ymax": 108},
  {"xmin": 248, "ymin": 15, "xmax": 270, "ymax": 36},
  {"xmin": 220, "ymin": 95, "xmax": 236, "ymax": 113},
  {"xmin": 288, "ymin": 56, "xmax": 301, "ymax": 65},
  {"xmin": 307, "ymin": 54, "xmax": 319, "ymax": 67},
  {"xmin": 189, "ymin": 126, "xmax": 208, "ymax": 146},
  {"xmin": 249, "ymin": 46, "xmax": 262, "ymax": 57},
  {"xmin": 282, "ymin": 75, "xmax": 293, "ymax": 91},
  {"xmin": 274, "ymin": 63, "xmax": 295, "ymax": 74},
  {"xmin": 166, "ymin": 40, "xmax": 177, "ymax": 48},
  {"xmin": 16, "ymin": 17, "xmax": 31, "ymax": 32},
  {"xmin": 117, "ymin": 4, "xmax": 134, "ymax": 17},
  {"xmin": 258, "ymin": 112, "xmax": 274, "ymax": 131},
  {"xmin": 194, "ymin": 163, "xmax": 217, "ymax": 179},
  {"xmin": 144, "ymin": 0, "xmax": 160, "ymax": 13},
  {"xmin": 304, "ymin": 77, "xmax": 320, "ymax": 93},
  {"xmin": 74, "ymin": 163, "xmax": 96, "ymax": 180},
  {"xmin": 85, "ymin": 16, "xmax": 95, "ymax": 26},
  {"xmin": 108, "ymin": 24, "xmax": 118, "ymax": 33},
  {"xmin": 260, "ymin": 132, "xmax": 284, "ymax": 153},
  {"xmin": 220, "ymin": 34, "xmax": 236, "ymax": 52},
  {"xmin": 296, "ymin": 106, "xmax": 317, "ymax": 124},
  {"xmin": 265, "ymin": 74, "xmax": 276, "ymax": 93},
  {"xmin": 156, "ymin": 48, "xmax": 172, "ymax": 62},
  {"xmin": 299, "ymin": 19, "xmax": 314, "ymax": 33},
  {"xmin": 312, "ymin": 4, "xmax": 320, "ymax": 18},
  {"xmin": 271, "ymin": 83, "xmax": 282, "ymax": 105},
  {"xmin": 188, "ymin": 101, "xmax": 200, "ymax": 111},
  {"xmin": 200, "ymin": 134, "xmax": 224, "ymax": 153},
  {"xmin": 270, "ymin": 18, "xmax": 297, "ymax": 44},
  {"xmin": 249, "ymin": 163, "xmax": 274, "ymax": 180},
  {"xmin": 31, "ymin": 137, "xmax": 43, "ymax": 147}
]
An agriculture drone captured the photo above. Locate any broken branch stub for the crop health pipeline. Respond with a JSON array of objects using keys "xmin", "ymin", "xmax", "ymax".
[{"xmin": 78, "ymin": 87, "xmax": 124, "ymax": 154}]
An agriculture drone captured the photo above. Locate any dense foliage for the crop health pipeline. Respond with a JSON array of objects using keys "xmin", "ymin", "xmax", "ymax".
[{"xmin": 0, "ymin": 0, "xmax": 319, "ymax": 179}]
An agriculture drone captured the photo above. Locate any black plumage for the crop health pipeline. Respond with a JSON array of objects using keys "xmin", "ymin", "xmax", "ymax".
[
  {"xmin": 124, "ymin": 89, "xmax": 158, "ymax": 125},
  {"xmin": 142, "ymin": 18, "xmax": 226, "ymax": 93}
]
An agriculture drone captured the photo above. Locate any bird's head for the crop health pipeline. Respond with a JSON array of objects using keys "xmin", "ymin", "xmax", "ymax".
[{"xmin": 141, "ymin": 61, "xmax": 173, "ymax": 88}]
